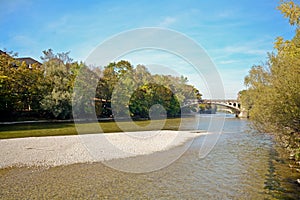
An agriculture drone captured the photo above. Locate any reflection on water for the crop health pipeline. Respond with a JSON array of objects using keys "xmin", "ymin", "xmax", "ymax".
[{"xmin": 0, "ymin": 115, "xmax": 299, "ymax": 199}]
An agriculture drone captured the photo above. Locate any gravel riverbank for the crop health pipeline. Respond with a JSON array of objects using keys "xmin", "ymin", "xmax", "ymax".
[{"xmin": 0, "ymin": 130, "xmax": 205, "ymax": 169}]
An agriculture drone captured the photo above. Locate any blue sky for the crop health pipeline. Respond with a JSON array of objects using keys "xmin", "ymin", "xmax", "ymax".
[{"xmin": 0, "ymin": 0, "xmax": 297, "ymax": 98}]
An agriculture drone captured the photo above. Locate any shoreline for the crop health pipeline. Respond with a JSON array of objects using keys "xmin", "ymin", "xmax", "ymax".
[{"xmin": 0, "ymin": 130, "xmax": 206, "ymax": 169}]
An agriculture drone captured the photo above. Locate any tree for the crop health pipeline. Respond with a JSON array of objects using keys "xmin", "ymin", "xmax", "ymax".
[
  {"xmin": 128, "ymin": 73, "xmax": 200, "ymax": 119},
  {"xmin": 0, "ymin": 51, "xmax": 18, "ymax": 112},
  {"xmin": 240, "ymin": 0, "xmax": 300, "ymax": 159},
  {"xmin": 96, "ymin": 60, "xmax": 133, "ymax": 101},
  {"xmin": 72, "ymin": 65, "xmax": 99, "ymax": 118},
  {"xmin": 277, "ymin": 0, "xmax": 300, "ymax": 26},
  {"xmin": 0, "ymin": 51, "xmax": 44, "ymax": 113},
  {"xmin": 40, "ymin": 50, "xmax": 80, "ymax": 119},
  {"xmin": 13, "ymin": 61, "xmax": 44, "ymax": 111},
  {"xmin": 95, "ymin": 61, "xmax": 201, "ymax": 119}
]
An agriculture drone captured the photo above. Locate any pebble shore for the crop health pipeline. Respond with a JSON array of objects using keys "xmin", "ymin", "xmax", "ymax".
[{"xmin": 0, "ymin": 130, "xmax": 205, "ymax": 169}]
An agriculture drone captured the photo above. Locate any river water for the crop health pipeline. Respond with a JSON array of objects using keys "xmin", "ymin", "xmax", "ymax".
[{"xmin": 0, "ymin": 115, "xmax": 299, "ymax": 199}]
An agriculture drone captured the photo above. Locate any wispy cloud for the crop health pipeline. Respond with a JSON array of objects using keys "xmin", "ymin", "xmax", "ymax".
[
  {"xmin": 158, "ymin": 17, "xmax": 177, "ymax": 27},
  {"xmin": 221, "ymin": 45, "xmax": 268, "ymax": 56},
  {"xmin": 211, "ymin": 38, "xmax": 272, "ymax": 57},
  {"xmin": 217, "ymin": 10, "xmax": 234, "ymax": 19},
  {"xmin": 217, "ymin": 59, "xmax": 240, "ymax": 65}
]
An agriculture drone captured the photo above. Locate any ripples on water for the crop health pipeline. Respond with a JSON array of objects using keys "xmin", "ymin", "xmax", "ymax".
[{"xmin": 0, "ymin": 115, "xmax": 299, "ymax": 199}]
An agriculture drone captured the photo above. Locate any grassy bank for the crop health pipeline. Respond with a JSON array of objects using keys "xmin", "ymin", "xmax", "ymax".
[{"xmin": 0, "ymin": 117, "xmax": 196, "ymax": 139}]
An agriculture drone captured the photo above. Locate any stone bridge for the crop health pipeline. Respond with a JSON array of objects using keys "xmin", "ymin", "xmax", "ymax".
[
  {"xmin": 201, "ymin": 99, "xmax": 241, "ymax": 111},
  {"xmin": 183, "ymin": 99, "xmax": 248, "ymax": 118}
]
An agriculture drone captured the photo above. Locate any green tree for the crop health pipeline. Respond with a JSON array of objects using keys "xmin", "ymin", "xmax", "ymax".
[
  {"xmin": 40, "ymin": 49, "xmax": 80, "ymax": 119},
  {"xmin": 72, "ymin": 64, "xmax": 98, "ymax": 118},
  {"xmin": 128, "ymin": 73, "xmax": 200, "ymax": 119},
  {"xmin": 129, "ymin": 83, "xmax": 180, "ymax": 119},
  {"xmin": 96, "ymin": 60, "xmax": 133, "ymax": 101},
  {"xmin": 95, "ymin": 60, "xmax": 133, "ymax": 117},
  {"xmin": 95, "ymin": 61, "xmax": 201, "ymax": 119}
]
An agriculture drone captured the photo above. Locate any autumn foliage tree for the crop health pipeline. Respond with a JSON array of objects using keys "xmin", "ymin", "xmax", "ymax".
[
  {"xmin": 240, "ymin": 0, "xmax": 300, "ymax": 159},
  {"xmin": 0, "ymin": 51, "xmax": 44, "ymax": 116}
]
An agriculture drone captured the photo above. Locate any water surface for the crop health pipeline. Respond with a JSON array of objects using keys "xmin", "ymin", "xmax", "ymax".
[{"xmin": 0, "ymin": 115, "xmax": 299, "ymax": 199}]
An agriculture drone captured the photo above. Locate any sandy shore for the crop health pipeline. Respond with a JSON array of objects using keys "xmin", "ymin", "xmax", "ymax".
[{"xmin": 0, "ymin": 130, "xmax": 205, "ymax": 169}]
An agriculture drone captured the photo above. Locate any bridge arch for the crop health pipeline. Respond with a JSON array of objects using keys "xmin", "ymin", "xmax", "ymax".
[{"xmin": 183, "ymin": 99, "xmax": 242, "ymax": 117}]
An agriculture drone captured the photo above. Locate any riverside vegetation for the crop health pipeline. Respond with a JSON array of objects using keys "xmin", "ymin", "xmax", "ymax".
[
  {"xmin": 239, "ymin": 0, "xmax": 300, "ymax": 166},
  {"xmin": 0, "ymin": 50, "xmax": 201, "ymax": 121}
]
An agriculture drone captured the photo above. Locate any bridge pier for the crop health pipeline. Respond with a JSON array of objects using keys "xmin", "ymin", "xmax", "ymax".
[{"xmin": 237, "ymin": 108, "xmax": 249, "ymax": 118}]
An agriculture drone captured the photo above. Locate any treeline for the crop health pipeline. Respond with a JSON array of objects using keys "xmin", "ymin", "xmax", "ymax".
[
  {"xmin": 239, "ymin": 1, "xmax": 300, "ymax": 159},
  {"xmin": 0, "ymin": 49, "xmax": 201, "ymax": 121}
]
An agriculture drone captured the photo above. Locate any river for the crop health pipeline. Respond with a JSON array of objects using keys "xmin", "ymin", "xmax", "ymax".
[{"xmin": 0, "ymin": 114, "xmax": 299, "ymax": 199}]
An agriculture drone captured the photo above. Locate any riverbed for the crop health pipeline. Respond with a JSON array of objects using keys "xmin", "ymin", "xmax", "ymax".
[{"xmin": 0, "ymin": 115, "xmax": 299, "ymax": 199}]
